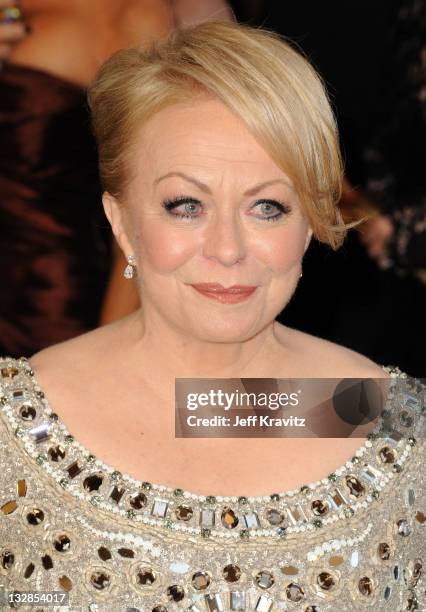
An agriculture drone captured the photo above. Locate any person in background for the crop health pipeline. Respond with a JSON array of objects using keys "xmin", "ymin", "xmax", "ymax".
[
  {"xmin": 342, "ymin": 0, "xmax": 426, "ymax": 283},
  {"xmin": 0, "ymin": 0, "xmax": 233, "ymax": 358}
]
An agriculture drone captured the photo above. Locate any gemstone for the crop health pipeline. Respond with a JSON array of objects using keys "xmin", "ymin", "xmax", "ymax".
[
  {"xmin": 110, "ymin": 486, "xmax": 126, "ymax": 504},
  {"xmin": 378, "ymin": 542, "xmax": 391, "ymax": 560},
  {"xmin": 152, "ymin": 607, "xmax": 167, "ymax": 612},
  {"xmin": 405, "ymin": 489, "xmax": 416, "ymax": 506},
  {"xmin": 230, "ymin": 591, "xmax": 246, "ymax": 610},
  {"xmin": 98, "ymin": 547, "xmax": 112, "ymax": 561},
  {"xmin": 266, "ymin": 508, "xmax": 284, "ymax": 525},
  {"xmin": 173, "ymin": 488, "xmax": 184, "ymax": 497},
  {"xmin": 206, "ymin": 495, "xmax": 216, "ymax": 504},
  {"xmin": 205, "ymin": 593, "xmax": 224, "ymax": 611},
  {"xmin": 329, "ymin": 555, "xmax": 344, "ymax": 567},
  {"xmin": 379, "ymin": 446, "xmax": 397, "ymax": 463},
  {"xmin": 255, "ymin": 570, "xmax": 274, "ymax": 589},
  {"xmin": 1, "ymin": 500, "xmax": 17, "ymax": 514},
  {"xmin": 90, "ymin": 571, "xmax": 110, "ymax": 590},
  {"xmin": 360, "ymin": 465, "xmax": 382, "ymax": 483},
  {"xmin": 137, "ymin": 569, "xmax": 156, "ymax": 585},
  {"xmin": 327, "ymin": 488, "xmax": 347, "ymax": 509},
  {"xmin": 317, "ymin": 571, "xmax": 336, "ymax": 590},
  {"xmin": 169, "ymin": 560, "xmax": 189, "ymax": 574},
  {"xmin": 24, "ymin": 563, "xmax": 35, "ymax": 578},
  {"xmin": 19, "ymin": 404, "xmax": 36, "ymax": 420},
  {"xmin": 392, "ymin": 464, "xmax": 402, "ymax": 473},
  {"xmin": 358, "ymin": 576, "xmax": 373, "ymax": 595},
  {"xmin": 26, "ymin": 508, "xmax": 44, "ymax": 525},
  {"xmin": 397, "ymin": 519, "xmax": 411, "ymax": 536},
  {"xmin": 281, "ymin": 565, "xmax": 299, "ymax": 575},
  {"xmin": 54, "ymin": 534, "xmax": 71, "ymax": 552},
  {"xmin": 83, "ymin": 473, "xmax": 104, "ymax": 492},
  {"xmin": 394, "ymin": 565, "xmax": 400, "ymax": 580},
  {"xmin": 311, "ymin": 499, "xmax": 329, "ymax": 515},
  {"xmin": 350, "ymin": 550, "xmax": 360, "ymax": 568},
  {"xmin": 48, "ymin": 445, "xmax": 66, "ymax": 462},
  {"xmin": 141, "ymin": 481, "xmax": 152, "ymax": 491},
  {"xmin": 254, "ymin": 595, "xmax": 273, "ymax": 612},
  {"xmin": 1, "ymin": 366, "xmax": 19, "ymax": 378},
  {"xmin": 285, "ymin": 582, "xmax": 305, "ymax": 602},
  {"xmin": 176, "ymin": 505, "xmax": 193, "ymax": 521},
  {"xmin": 415, "ymin": 511, "xmax": 425, "ymax": 524},
  {"xmin": 243, "ymin": 512, "xmax": 260, "ymax": 528},
  {"xmin": 29, "ymin": 422, "xmax": 50, "ymax": 443},
  {"xmin": 192, "ymin": 571, "xmax": 210, "ymax": 590},
  {"xmin": 201, "ymin": 528, "xmax": 211, "ymax": 538},
  {"xmin": 200, "ymin": 508, "xmax": 215, "ymax": 527},
  {"xmin": 118, "ymin": 548, "xmax": 134, "ymax": 558},
  {"xmin": 383, "ymin": 585, "xmax": 392, "ymax": 600},
  {"xmin": 238, "ymin": 496, "xmax": 248, "ymax": 505},
  {"xmin": 1, "ymin": 551, "xmax": 14, "ymax": 569},
  {"xmin": 286, "ymin": 504, "xmax": 308, "ymax": 524},
  {"xmin": 129, "ymin": 492, "xmax": 147, "ymax": 510},
  {"xmin": 345, "ymin": 475, "xmax": 365, "ymax": 497},
  {"xmin": 270, "ymin": 493, "xmax": 280, "ymax": 501},
  {"xmin": 17, "ymin": 479, "xmax": 27, "ymax": 496},
  {"xmin": 399, "ymin": 410, "xmax": 413, "ymax": 427},
  {"xmin": 223, "ymin": 564, "xmax": 241, "ymax": 582},
  {"xmin": 344, "ymin": 507, "xmax": 355, "ymax": 518},
  {"xmin": 221, "ymin": 507, "xmax": 239, "ymax": 529},
  {"xmin": 166, "ymin": 584, "xmax": 185, "ymax": 602},
  {"xmin": 42, "ymin": 554, "xmax": 53, "ymax": 570},
  {"xmin": 313, "ymin": 519, "xmax": 322, "ymax": 528},
  {"xmin": 58, "ymin": 575, "xmax": 73, "ymax": 591},
  {"xmin": 67, "ymin": 460, "xmax": 83, "ymax": 479}
]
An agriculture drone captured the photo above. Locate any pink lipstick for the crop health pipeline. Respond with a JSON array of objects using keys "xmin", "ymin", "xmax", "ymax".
[{"xmin": 188, "ymin": 283, "xmax": 257, "ymax": 304}]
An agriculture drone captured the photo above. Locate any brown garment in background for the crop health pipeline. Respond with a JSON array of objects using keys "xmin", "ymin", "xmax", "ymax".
[{"xmin": 0, "ymin": 63, "xmax": 111, "ymax": 357}]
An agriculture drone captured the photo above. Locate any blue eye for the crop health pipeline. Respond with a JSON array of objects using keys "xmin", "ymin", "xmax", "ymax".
[
  {"xmin": 252, "ymin": 199, "xmax": 291, "ymax": 222},
  {"xmin": 163, "ymin": 196, "xmax": 202, "ymax": 219},
  {"xmin": 162, "ymin": 196, "xmax": 292, "ymax": 222}
]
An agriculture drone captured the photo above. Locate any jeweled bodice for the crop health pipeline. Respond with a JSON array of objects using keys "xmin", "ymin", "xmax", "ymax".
[{"xmin": 0, "ymin": 357, "xmax": 424, "ymax": 611}]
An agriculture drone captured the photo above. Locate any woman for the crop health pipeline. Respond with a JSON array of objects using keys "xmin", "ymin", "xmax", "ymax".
[
  {"xmin": 0, "ymin": 0, "xmax": 175, "ymax": 357},
  {"xmin": 0, "ymin": 21, "xmax": 424, "ymax": 611}
]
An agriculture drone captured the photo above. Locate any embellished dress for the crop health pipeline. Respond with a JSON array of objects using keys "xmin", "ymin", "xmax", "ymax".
[{"xmin": 0, "ymin": 357, "xmax": 424, "ymax": 612}]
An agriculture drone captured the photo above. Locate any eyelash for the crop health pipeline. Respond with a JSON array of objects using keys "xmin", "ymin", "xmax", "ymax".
[{"xmin": 162, "ymin": 196, "xmax": 291, "ymax": 222}]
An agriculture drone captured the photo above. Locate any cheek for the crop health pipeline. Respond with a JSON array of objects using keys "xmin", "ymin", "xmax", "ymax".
[
  {"xmin": 254, "ymin": 224, "xmax": 307, "ymax": 272},
  {"xmin": 136, "ymin": 223, "xmax": 197, "ymax": 273}
]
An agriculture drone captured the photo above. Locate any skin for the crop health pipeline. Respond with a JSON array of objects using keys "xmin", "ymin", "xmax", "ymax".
[{"xmin": 30, "ymin": 97, "xmax": 390, "ymax": 497}]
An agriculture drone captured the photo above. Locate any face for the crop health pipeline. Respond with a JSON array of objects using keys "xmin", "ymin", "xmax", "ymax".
[{"xmin": 104, "ymin": 97, "xmax": 313, "ymax": 342}]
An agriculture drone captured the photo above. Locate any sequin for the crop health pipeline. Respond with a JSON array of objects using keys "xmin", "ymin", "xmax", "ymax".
[{"xmin": 0, "ymin": 357, "xmax": 424, "ymax": 611}]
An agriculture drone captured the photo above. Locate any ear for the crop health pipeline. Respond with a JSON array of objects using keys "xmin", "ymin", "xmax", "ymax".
[
  {"xmin": 102, "ymin": 192, "xmax": 134, "ymax": 257},
  {"xmin": 304, "ymin": 227, "xmax": 313, "ymax": 253}
]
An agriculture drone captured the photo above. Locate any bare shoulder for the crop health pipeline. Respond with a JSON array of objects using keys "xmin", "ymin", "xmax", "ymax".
[{"xmin": 275, "ymin": 323, "xmax": 390, "ymax": 378}]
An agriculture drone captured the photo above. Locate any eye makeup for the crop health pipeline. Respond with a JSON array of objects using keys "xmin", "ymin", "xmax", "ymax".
[{"xmin": 162, "ymin": 195, "xmax": 292, "ymax": 222}]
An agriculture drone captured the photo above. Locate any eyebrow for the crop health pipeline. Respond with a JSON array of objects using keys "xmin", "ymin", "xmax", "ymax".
[{"xmin": 153, "ymin": 172, "xmax": 292, "ymax": 196}]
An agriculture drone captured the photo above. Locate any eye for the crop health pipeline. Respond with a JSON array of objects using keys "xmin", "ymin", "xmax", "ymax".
[
  {"xmin": 252, "ymin": 199, "xmax": 291, "ymax": 222},
  {"xmin": 162, "ymin": 196, "xmax": 202, "ymax": 219}
]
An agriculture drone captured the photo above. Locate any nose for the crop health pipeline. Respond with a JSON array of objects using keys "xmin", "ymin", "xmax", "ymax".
[{"xmin": 202, "ymin": 209, "xmax": 247, "ymax": 266}]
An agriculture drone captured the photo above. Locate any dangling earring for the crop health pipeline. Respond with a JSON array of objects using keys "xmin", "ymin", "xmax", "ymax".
[
  {"xmin": 123, "ymin": 254, "xmax": 137, "ymax": 279},
  {"xmin": 299, "ymin": 270, "xmax": 303, "ymax": 278}
]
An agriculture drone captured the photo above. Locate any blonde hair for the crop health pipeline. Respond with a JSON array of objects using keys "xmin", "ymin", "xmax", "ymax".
[{"xmin": 88, "ymin": 20, "xmax": 367, "ymax": 249}]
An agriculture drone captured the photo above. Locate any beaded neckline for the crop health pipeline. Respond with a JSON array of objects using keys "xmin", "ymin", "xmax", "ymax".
[{"xmin": 0, "ymin": 356, "xmax": 422, "ymax": 541}]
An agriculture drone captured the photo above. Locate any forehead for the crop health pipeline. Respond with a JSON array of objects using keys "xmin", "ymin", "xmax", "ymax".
[{"xmin": 133, "ymin": 98, "xmax": 283, "ymax": 175}]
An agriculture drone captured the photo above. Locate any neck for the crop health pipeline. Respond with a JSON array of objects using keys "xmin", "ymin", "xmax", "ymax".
[{"xmin": 124, "ymin": 309, "xmax": 284, "ymax": 380}]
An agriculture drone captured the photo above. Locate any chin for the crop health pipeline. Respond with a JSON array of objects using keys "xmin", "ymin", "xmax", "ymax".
[{"xmin": 186, "ymin": 315, "xmax": 264, "ymax": 344}]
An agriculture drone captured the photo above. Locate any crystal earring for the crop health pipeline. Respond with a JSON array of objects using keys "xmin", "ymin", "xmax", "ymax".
[{"xmin": 123, "ymin": 254, "xmax": 137, "ymax": 279}]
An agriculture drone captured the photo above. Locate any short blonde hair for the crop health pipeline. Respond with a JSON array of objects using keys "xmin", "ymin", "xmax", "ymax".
[{"xmin": 88, "ymin": 20, "xmax": 365, "ymax": 249}]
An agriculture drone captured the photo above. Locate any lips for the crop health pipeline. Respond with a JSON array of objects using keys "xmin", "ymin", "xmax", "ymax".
[
  {"xmin": 188, "ymin": 282, "xmax": 257, "ymax": 304},
  {"xmin": 189, "ymin": 283, "xmax": 257, "ymax": 294}
]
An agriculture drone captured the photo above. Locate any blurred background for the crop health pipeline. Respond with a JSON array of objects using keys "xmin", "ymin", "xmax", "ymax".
[{"xmin": 0, "ymin": 0, "xmax": 424, "ymax": 376}]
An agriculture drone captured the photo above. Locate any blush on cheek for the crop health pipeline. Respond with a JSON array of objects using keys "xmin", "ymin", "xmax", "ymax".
[
  {"xmin": 139, "ymin": 226, "xmax": 197, "ymax": 273},
  {"xmin": 257, "ymin": 227, "xmax": 306, "ymax": 273}
]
